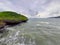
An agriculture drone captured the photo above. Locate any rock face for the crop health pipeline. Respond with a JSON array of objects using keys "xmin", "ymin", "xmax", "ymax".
[
  {"xmin": 0, "ymin": 21, "xmax": 6, "ymax": 29},
  {"xmin": 4, "ymin": 20, "xmax": 21, "ymax": 25},
  {"xmin": 4, "ymin": 20, "xmax": 28, "ymax": 26},
  {"xmin": 0, "ymin": 11, "xmax": 28, "ymax": 29}
]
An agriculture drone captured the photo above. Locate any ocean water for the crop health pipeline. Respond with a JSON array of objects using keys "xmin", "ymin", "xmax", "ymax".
[{"xmin": 0, "ymin": 18, "xmax": 60, "ymax": 45}]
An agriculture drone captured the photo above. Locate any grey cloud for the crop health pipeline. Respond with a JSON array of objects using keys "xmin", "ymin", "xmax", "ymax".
[{"xmin": 0, "ymin": 0, "xmax": 60, "ymax": 18}]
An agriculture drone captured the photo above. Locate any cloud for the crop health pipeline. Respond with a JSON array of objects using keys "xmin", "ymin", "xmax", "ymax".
[
  {"xmin": 0, "ymin": 0, "xmax": 60, "ymax": 18},
  {"xmin": 0, "ymin": 1, "xmax": 15, "ymax": 11},
  {"xmin": 37, "ymin": 0, "xmax": 60, "ymax": 18},
  {"xmin": 0, "ymin": 0, "xmax": 29, "ymax": 17}
]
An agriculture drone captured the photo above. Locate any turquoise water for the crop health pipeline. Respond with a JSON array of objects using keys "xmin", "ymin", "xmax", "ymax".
[{"xmin": 0, "ymin": 18, "xmax": 60, "ymax": 45}]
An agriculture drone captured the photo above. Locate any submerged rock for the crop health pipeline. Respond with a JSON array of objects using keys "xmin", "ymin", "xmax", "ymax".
[{"xmin": 0, "ymin": 11, "xmax": 28, "ymax": 29}]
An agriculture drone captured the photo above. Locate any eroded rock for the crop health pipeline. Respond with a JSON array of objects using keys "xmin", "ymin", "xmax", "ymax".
[{"xmin": 0, "ymin": 20, "xmax": 6, "ymax": 29}]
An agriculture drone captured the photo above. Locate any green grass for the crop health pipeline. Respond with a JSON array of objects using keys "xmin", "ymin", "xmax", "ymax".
[{"xmin": 0, "ymin": 11, "xmax": 28, "ymax": 21}]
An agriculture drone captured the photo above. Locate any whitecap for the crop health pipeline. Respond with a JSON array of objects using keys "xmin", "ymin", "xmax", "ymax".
[
  {"xmin": 36, "ymin": 24, "xmax": 40, "ymax": 26},
  {"xmin": 6, "ymin": 28, "xmax": 15, "ymax": 31},
  {"xmin": 40, "ymin": 21, "xmax": 49, "ymax": 24},
  {"xmin": 15, "ymin": 31, "xmax": 20, "ymax": 36}
]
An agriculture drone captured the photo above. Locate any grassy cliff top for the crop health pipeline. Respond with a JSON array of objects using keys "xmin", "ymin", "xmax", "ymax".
[{"xmin": 0, "ymin": 11, "xmax": 28, "ymax": 21}]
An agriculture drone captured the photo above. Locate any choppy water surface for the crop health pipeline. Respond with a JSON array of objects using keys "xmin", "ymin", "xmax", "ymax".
[{"xmin": 0, "ymin": 18, "xmax": 60, "ymax": 45}]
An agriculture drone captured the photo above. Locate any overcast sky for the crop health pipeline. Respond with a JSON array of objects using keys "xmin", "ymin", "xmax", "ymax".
[{"xmin": 0, "ymin": 0, "xmax": 60, "ymax": 18}]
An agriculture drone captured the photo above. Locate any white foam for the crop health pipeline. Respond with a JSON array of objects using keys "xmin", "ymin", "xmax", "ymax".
[
  {"xmin": 40, "ymin": 21, "xmax": 49, "ymax": 24},
  {"xmin": 36, "ymin": 24, "xmax": 40, "ymax": 26},
  {"xmin": 0, "ymin": 38, "xmax": 5, "ymax": 41},
  {"xmin": 15, "ymin": 31, "xmax": 20, "ymax": 36},
  {"xmin": 6, "ymin": 28, "xmax": 15, "ymax": 31}
]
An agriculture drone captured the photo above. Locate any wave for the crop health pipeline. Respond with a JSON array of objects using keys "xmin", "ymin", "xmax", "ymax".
[{"xmin": 40, "ymin": 21, "xmax": 49, "ymax": 24}]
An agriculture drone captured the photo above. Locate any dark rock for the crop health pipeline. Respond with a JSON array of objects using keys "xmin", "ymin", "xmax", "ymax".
[
  {"xmin": 4, "ymin": 20, "xmax": 21, "ymax": 25},
  {"xmin": 4, "ymin": 20, "xmax": 28, "ymax": 26}
]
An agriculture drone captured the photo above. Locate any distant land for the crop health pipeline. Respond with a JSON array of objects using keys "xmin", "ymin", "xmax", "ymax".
[{"xmin": 50, "ymin": 16, "xmax": 60, "ymax": 18}]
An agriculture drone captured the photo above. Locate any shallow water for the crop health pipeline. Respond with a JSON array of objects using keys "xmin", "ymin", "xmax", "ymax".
[{"xmin": 0, "ymin": 18, "xmax": 60, "ymax": 45}]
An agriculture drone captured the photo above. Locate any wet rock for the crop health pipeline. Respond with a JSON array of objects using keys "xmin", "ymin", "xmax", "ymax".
[
  {"xmin": 0, "ymin": 21, "xmax": 6, "ymax": 29},
  {"xmin": 4, "ymin": 20, "xmax": 28, "ymax": 26},
  {"xmin": 4, "ymin": 20, "xmax": 21, "ymax": 25}
]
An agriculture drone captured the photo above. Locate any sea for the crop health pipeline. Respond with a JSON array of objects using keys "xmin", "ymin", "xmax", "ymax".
[{"xmin": 0, "ymin": 18, "xmax": 60, "ymax": 45}]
